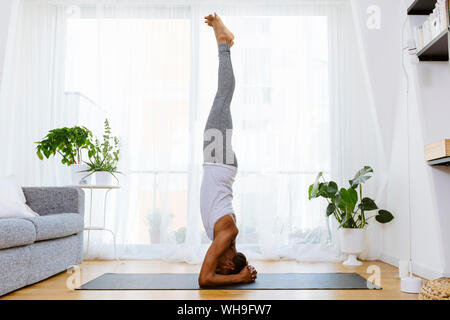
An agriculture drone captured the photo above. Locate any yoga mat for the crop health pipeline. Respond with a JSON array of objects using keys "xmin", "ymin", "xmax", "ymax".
[{"xmin": 78, "ymin": 273, "xmax": 380, "ymax": 290}]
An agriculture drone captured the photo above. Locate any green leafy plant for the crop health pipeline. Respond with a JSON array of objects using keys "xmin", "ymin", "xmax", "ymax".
[
  {"xmin": 83, "ymin": 119, "xmax": 121, "ymax": 181},
  {"xmin": 308, "ymin": 166, "xmax": 394, "ymax": 229},
  {"xmin": 35, "ymin": 126, "xmax": 94, "ymax": 166}
]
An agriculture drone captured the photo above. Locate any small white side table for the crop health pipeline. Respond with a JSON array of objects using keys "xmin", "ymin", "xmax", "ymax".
[{"xmin": 72, "ymin": 185, "xmax": 120, "ymax": 261}]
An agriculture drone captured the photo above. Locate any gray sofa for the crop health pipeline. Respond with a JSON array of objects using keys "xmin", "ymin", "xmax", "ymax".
[{"xmin": 0, "ymin": 187, "xmax": 84, "ymax": 296}]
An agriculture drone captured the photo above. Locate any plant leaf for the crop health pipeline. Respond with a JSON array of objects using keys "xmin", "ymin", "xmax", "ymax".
[
  {"xmin": 348, "ymin": 187, "xmax": 358, "ymax": 205},
  {"xmin": 358, "ymin": 197, "xmax": 378, "ymax": 211},
  {"xmin": 349, "ymin": 166, "xmax": 373, "ymax": 188},
  {"xmin": 340, "ymin": 188, "xmax": 358, "ymax": 213},
  {"xmin": 326, "ymin": 203, "xmax": 336, "ymax": 216},
  {"xmin": 325, "ymin": 181, "xmax": 338, "ymax": 197},
  {"xmin": 375, "ymin": 210, "xmax": 394, "ymax": 223},
  {"xmin": 36, "ymin": 149, "xmax": 44, "ymax": 160},
  {"xmin": 309, "ymin": 172, "xmax": 323, "ymax": 199},
  {"xmin": 334, "ymin": 192, "xmax": 344, "ymax": 210}
]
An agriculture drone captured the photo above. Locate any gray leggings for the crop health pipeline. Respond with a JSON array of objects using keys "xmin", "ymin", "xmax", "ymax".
[{"xmin": 203, "ymin": 43, "xmax": 238, "ymax": 167}]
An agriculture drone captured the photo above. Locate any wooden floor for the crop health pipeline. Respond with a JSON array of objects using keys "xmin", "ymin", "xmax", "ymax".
[{"xmin": 1, "ymin": 260, "xmax": 419, "ymax": 300}]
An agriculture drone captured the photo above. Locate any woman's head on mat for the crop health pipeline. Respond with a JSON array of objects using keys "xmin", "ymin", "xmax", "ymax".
[
  {"xmin": 232, "ymin": 252, "xmax": 247, "ymax": 274},
  {"xmin": 216, "ymin": 249, "xmax": 247, "ymax": 275}
]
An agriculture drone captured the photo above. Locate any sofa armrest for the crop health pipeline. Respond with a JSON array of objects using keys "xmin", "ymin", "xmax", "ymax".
[{"xmin": 22, "ymin": 187, "xmax": 85, "ymax": 216}]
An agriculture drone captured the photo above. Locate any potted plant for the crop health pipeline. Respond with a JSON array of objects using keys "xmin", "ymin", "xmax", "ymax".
[
  {"xmin": 83, "ymin": 119, "xmax": 121, "ymax": 185},
  {"xmin": 35, "ymin": 126, "xmax": 94, "ymax": 185},
  {"xmin": 148, "ymin": 209, "xmax": 162, "ymax": 244},
  {"xmin": 175, "ymin": 227, "xmax": 186, "ymax": 244},
  {"xmin": 308, "ymin": 166, "xmax": 394, "ymax": 266}
]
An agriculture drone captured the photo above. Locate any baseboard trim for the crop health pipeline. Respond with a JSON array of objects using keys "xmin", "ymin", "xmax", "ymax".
[{"xmin": 380, "ymin": 254, "xmax": 446, "ymax": 280}]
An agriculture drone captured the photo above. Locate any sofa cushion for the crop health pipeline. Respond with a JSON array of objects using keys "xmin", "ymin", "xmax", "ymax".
[
  {"xmin": 24, "ymin": 213, "xmax": 84, "ymax": 241},
  {"xmin": 0, "ymin": 218, "xmax": 36, "ymax": 250}
]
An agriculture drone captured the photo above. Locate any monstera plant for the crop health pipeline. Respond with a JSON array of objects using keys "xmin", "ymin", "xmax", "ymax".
[
  {"xmin": 308, "ymin": 166, "xmax": 393, "ymax": 228},
  {"xmin": 308, "ymin": 166, "xmax": 394, "ymax": 266}
]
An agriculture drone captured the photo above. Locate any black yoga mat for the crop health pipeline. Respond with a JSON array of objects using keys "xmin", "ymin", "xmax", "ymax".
[{"xmin": 77, "ymin": 273, "xmax": 380, "ymax": 290}]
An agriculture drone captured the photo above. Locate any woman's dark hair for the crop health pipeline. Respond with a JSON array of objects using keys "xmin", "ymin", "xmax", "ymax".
[{"xmin": 231, "ymin": 252, "xmax": 247, "ymax": 274}]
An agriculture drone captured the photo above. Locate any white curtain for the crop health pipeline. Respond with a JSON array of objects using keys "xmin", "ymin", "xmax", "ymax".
[
  {"xmin": 0, "ymin": 0, "xmax": 384, "ymax": 262},
  {"xmin": 0, "ymin": 1, "xmax": 72, "ymax": 185}
]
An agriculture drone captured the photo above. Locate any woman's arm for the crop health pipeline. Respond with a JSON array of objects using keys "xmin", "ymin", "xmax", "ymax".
[
  {"xmin": 198, "ymin": 227, "xmax": 257, "ymax": 286},
  {"xmin": 198, "ymin": 227, "xmax": 240, "ymax": 286}
]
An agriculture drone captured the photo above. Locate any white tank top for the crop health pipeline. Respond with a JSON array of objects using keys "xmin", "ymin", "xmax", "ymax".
[{"xmin": 200, "ymin": 163, "xmax": 237, "ymax": 240}]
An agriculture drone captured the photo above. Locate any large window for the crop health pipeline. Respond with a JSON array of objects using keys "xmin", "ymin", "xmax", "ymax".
[{"xmin": 65, "ymin": 8, "xmax": 332, "ymax": 259}]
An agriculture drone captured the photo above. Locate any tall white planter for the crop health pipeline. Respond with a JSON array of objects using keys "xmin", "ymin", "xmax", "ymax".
[
  {"xmin": 71, "ymin": 164, "xmax": 91, "ymax": 185},
  {"xmin": 95, "ymin": 171, "xmax": 114, "ymax": 186},
  {"xmin": 339, "ymin": 228, "xmax": 365, "ymax": 266}
]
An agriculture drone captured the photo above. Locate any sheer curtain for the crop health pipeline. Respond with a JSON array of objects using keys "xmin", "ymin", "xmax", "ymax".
[
  {"xmin": 0, "ymin": 1, "xmax": 73, "ymax": 186},
  {"xmin": 0, "ymin": 0, "xmax": 385, "ymax": 262}
]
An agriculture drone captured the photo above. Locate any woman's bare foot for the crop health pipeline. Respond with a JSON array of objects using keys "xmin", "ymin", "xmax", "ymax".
[{"xmin": 204, "ymin": 13, "xmax": 234, "ymax": 46}]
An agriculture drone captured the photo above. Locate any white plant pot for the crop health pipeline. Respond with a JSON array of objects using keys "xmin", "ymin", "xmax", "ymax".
[
  {"xmin": 70, "ymin": 164, "xmax": 91, "ymax": 185},
  {"xmin": 95, "ymin": 171, "xmax": 114, "ymax": 186},
  {"xmin": 339, "ymin": 228, "xmax": 365, "ymax": 266}
]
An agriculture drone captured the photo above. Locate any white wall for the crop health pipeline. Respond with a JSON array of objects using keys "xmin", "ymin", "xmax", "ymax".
[
  {"xmin": 0, "ymin": 0, "xmax": 14, "ymax": 90},
  {"xmin": 405, "ymin": 0, "xmax": 450, "ymax": 276},
  {"xmin": 352, "ymin": 0, "xmax": 450, "ymax": 279}
]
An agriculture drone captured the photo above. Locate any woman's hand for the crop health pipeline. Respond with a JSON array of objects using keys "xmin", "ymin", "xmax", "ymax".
[{"xmin": 238, "ymin": 265, "xmax": 257, "ymax": 283}]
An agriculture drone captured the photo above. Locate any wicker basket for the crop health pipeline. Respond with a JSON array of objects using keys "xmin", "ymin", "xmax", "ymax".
[{"xmin": 419, "ymin": 278, "xmax": 450, "ymax": 300}]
